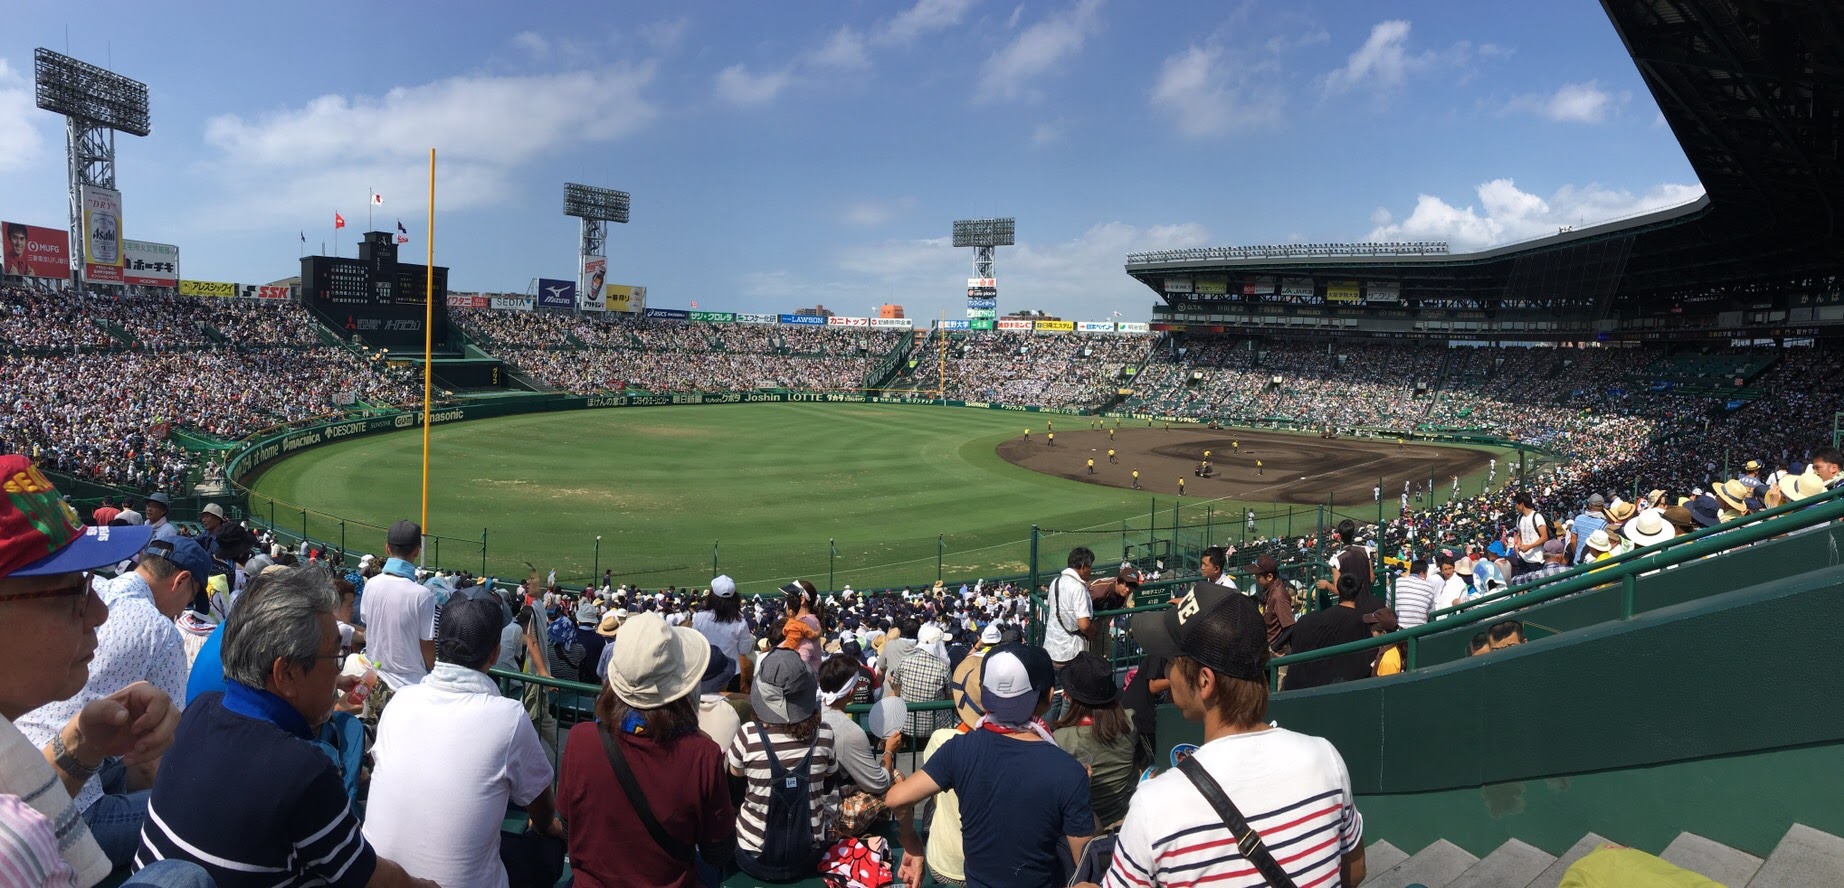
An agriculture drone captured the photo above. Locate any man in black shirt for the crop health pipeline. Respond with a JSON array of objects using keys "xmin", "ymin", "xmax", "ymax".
[
  {"xmin": 1120, "ymin": 653, "xmax": 1168, "ymax": 770},
  {"xmin": 1282, "ymin": 574, "xmax": 1374, "ymax": 691},
  {"xmin": 1316, "ymin": 519, "xmax": 1385, "ymax": 615}
]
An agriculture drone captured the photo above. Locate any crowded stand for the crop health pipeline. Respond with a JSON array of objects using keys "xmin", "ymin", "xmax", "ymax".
[
  {"xmin": 0, "ymin": 285, "xmax": 326, "ymax": 352},
  {"xmin": 905, "ymin": 330, "xmax": 1155, "ymax": 409}
]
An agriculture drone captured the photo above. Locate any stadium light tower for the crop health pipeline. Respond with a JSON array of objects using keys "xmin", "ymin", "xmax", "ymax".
[
  {"xmin": 953, "ymin": 217, "xmax": 1014, "ymax": 326},
  {"xmin": 563, "ymin": 183, "xmax": 630, "ymax": 311},
  {"xmin": 33, "ymin": 48, "xmax": 150, "ymax": 288}
]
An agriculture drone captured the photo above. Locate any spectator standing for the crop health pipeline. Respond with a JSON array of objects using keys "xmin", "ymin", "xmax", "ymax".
[
  {"xmin": 558, "ymin": 612, "xmax": 734, "ymax": 888},
  {"xmin": 885, "ymin": 642, "xmax": 1095, "ymax": 888},
  {"xmin": 692, "ymin": 574, "xmax": 754, "ymax": 690},
  {"xmin": 0, "ymin": 459, "xmax": 206, "ymax": 888},
  {"xmin": 1391, "ymin": 558, "xmax": 1437, "ymax": 628},
  {"xmin": 879, "ymin": 619, "xmax": 918, "ymax": 697},
  {"xmin": 1051, "ymin": 653, "xmax": 1138, "ymax": 829},
  {"xmin": 1119, "ymin": 651, "xmax": 1169, "ymax": 772},
  {"xmin": 1043, "ymin": 547, "xmax": 1096, "ymax": 666},
  {"xmin": 1567, "ymin": 495, "xmax": 1610, "ymax": 564},
  {"xmin": 1512, "ymin": 493, "xmax": 1551, "ymax": 577},
  {"xmin": 1520, "ymin": 539, "xmax": 1571, "ymax": 584},
  {"xmin": 894, "ymin": 623, "xmax": 953, "ymax": 737},
  {"xmin": 1248, "ymin": 556, "xmax": 1294, "ymax": 653},
  {"xmin": 364, "ymin": 597, "xmax": 561, "ymax": 888},
  {"xmin": 358, "ymin": 521, "xmax": 436, "ymax": 724},
  {"xmin": 139, "ymin": 565, "xmax": 435, "ymax": 887},
  {"xmin": 725, "ymin": 648, "xmax": 839, "ymax": 881},
  {"xmin": 1281, "ymin": 575, "xmax": 1374, "ymax": 691},
  {"xmin": 18, "ymin": 536, "xmax": 210, "ymax": 868},
  {"xmin": 1082, "ymin": 583, "xmax": 1365, "ymax": 888}
]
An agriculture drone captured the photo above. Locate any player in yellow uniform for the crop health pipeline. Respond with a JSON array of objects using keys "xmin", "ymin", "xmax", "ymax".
[
  {"xmin": 1131, "ymin": 469, "xmax": 1141, "ymax": 489},
  {"xmin": 1177, "ymin": 477, "xmax": 1185, "ymax": 496},
  {"xmin": 1203, "ymin": 449, "xmax": 1211, "ymax": 460},
  {"xmin": 1108, "ymin": 427, "xmax": 1115, "ymax": 441},
  {"xmin": 1107, "ymin": 448, "xmax": 1117, "ymax": 464},
  {"xmin": 1232, "ymin": 440, "xmax": 1239, "ymax": 451},
  {"xmin": 1023, "ymin": 428, "xmax": 1031, "ymax": 441},
  {"xmin": 1397, "ymin": 436, "xmax": 1406, "ymax": 450},
  {"xmin": 1047, "ymin": 432, "xmax": 1055, "ymax": 447},
  {"xmin": 1086, "ymin": 458, "xmax": 1095, "ymax": 474},
  {"xmin": 1256, "ymin": 459, "xmax": 1264, "ymax": 476},
  {"xmin": 1047, "ymin": 420, "xmax": 1054, "ymax": 432}
]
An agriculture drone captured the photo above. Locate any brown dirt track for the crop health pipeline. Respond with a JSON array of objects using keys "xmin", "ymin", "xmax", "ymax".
[{"xmin": 996, "ymin": 427, "xmax": 1496, "ymax": 507}]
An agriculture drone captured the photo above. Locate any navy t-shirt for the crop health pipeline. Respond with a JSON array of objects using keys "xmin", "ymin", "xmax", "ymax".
[{"xmin": 922, "ymin": 727, "xmax": 1094, "ymax": 888}]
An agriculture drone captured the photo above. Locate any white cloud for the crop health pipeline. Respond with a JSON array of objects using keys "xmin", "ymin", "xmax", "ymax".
[
  {"xmin": 1323, "ymin": 20, "xmax": 1426, "ymax": 97},
  {"xmin": 195, "ymin": 66, "xmax": 657, "ymax": 228},
  {"xmin": 1505, "ymin": 80, "xmax": 1628, "ymax": 123},
  {"xmin": 1150, "ymin": 44, "xmax": 1284, "ymax": 137},
  {"xmin": 809, "ymin": 27, "xmax": 872, "ymax": 71},
  {"xmin": 975, "ymin": 0, "xmax": 1104, "ymax": 104},
  {"xmin": 877, "ymin": 0, "xmax": 980, "ymax": 45},
  {"xmin": 840, "ymin": 197, "xmax": 917, "ymax": 227},
  {"xmin": 1364, "ymin": 178, "xmax": 1707, "ymax": 250},
  {"xmin": 714, "ymin": 64, "xmax": 793, "ymax": 105},
  {"xmin": 0, "ymin": 59, "xmax": 45, "ymax": 174}
]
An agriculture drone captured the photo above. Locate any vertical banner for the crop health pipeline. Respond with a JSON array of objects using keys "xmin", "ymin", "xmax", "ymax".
[
  {"xmin": 580, "ymin": 256, "xmax": 607, "ymax": 311},
  {"xmin": 2, "ymin": 222, "xmax": 71, "ymax": 279},
  {"xmin": 80, "ymin": 185, "xmax": 124, "ymax": 283},
  {"xmin": 536, "ymin": 278, "xmax": 576, "ymax": 310}
]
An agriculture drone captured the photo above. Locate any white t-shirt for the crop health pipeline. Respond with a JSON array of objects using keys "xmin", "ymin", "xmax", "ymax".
[
  {"xmin": 363, "ymin": 664, "xmax": 554, "ymax": 888},
  {"xmin": 360, "ymin": 572, "xmax": 437, "ymax": 691},
  {"xmin": 1517, "ymin": 511, "xmax": 1547, "ymax": 563},
  {"xmin": 1042, "ymin": 568, "xmax": 1093, "ymax": 663},
  {"xmin": 1102, "ymin": 728, "xmax": 1362, "ymax": 888}
]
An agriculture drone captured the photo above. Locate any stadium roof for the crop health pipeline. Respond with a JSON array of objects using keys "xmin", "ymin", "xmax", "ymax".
[{"xmin": 1127, "ymin": 0, "xmax": 1842, "ymax": 317}]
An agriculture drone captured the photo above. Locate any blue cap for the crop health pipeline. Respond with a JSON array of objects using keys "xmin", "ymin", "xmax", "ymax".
[{"xmin": 142, "ymin": 536, "xmax": 215, "ymax": 591}]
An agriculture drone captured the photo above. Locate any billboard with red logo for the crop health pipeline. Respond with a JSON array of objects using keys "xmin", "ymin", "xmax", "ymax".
[{"xmin": 2, "ymin": 222, "xmax": 71, "ymax": 279}]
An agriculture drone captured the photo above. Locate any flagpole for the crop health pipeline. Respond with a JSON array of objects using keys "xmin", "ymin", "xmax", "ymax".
[
  {"xmin": 420, "ymin": 149, "xmax": 436, "ymax": 551},
  {"xmin": 368, "ymin": 189, "xmax": 374, "ymax": 233}
]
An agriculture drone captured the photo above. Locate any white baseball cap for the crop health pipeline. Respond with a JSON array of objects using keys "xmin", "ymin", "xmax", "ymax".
[{"xmin": 711, "ymin": 574, "xmax": 737, "ymax": 598}]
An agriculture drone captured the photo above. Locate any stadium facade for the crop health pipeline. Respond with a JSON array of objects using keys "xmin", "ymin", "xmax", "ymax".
[{"xmin": 1126, "ymin": 0, "xmax": 1842, "ymax": 345}]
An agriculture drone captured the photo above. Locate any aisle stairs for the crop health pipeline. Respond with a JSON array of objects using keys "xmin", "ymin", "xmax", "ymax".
[{"xmin": 1364, "ymin": 820, "xmax": 1844, "ymax": 887}]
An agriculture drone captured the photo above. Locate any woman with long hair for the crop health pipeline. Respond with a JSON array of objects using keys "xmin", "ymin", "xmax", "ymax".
[
  {"xmin": 1049, "ymin": 652, "xmax": 1138, "ymax": 829},
  {"xmin": 778, "ymin": 580, "xmax": 825, "ymax": 674},
  {"xmin": 557, "ymin": 613, "xmax": 735, "ymax": 887},
  {"xmin": 693, "ymin": 575, "xmax": 754, "ymax": 691}
]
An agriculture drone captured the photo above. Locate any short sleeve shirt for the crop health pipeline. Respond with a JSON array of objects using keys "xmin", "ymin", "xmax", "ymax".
[
  {"xmin": 1042, "ymin": 569, "xmax": 1093, "ymax": 663},
  {"xmin": 922, "ymin": 728, "xmax": 1094, "ymax": 888},
  {"xmin": 359, "ymin": 572, "xmax": 436, "ymax": 690}
]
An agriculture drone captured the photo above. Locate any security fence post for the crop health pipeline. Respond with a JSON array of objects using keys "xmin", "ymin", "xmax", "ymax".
[{"xmin": 481, "ymin": 528, "xmax": 488, "ymax": 576}]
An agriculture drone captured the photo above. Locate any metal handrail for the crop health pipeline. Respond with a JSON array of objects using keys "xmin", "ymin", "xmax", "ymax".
[
  {"xmin": 484, "ymin": 666, "xmax": 955, "ymax": 714},
  {"xmin": 1263, "ymin": 486, "xmax": 1844, "ymax": 687}
]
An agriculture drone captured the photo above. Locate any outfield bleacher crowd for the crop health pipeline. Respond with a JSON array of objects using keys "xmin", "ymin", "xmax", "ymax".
[{"xmin": 902, "ymin": 330, "xmax": 1155, "ymax": 409}]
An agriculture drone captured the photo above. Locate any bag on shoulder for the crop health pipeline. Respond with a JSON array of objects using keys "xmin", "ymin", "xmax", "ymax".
[{"xmin": 755, "ymin": 723, "xmax": 823, "ymax": 871}]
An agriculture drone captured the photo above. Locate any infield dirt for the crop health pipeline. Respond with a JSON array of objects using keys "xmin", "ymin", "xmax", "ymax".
[{"xmin": 996, "ymin": 426, "xmax": 1499, "ymax": 507}]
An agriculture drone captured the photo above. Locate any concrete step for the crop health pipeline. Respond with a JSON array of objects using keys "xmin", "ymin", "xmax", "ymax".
[
  {"xmin": 1529, "ymin": 832, "xmax": 1616, "ymax": 888},
  {"xmin": 1366, "ymin": 839, "xmax": 1410, "ymax": 874},
  {"xmin": 1363, "ymin": 838, "xmax": 1478, "ymax": 888},
  {"xmin": 1447, "ymin": 838, "xmax": 1557, "ymax": 888},
  {"xmin": 1661, "ymin": 831, "xmax": 1763, "ymax": 887},
  {"xmin": 1746, "ymin": 824, "xmax": 1844, "ymax": 888}
]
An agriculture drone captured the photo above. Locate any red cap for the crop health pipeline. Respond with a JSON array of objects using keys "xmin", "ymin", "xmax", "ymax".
[{"xmin": 1, "ymin": 455, "xmax": 151, "ymax": 578}]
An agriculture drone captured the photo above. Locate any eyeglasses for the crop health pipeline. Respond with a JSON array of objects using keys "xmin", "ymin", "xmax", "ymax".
[{"xmin": 0, "ymin": 574, "xmax": 97, "ymax": 619}]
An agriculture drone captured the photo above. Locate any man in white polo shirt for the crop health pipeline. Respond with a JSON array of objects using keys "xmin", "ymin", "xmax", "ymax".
[{"xmin": 359, "ymin": 520, "xmax": 436, "ymax": 725}]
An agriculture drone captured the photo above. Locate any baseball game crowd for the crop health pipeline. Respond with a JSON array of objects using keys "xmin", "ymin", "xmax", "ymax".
[{"xmin": 902, "ymin": 331, "xmax": 1154, "ymax": 409}]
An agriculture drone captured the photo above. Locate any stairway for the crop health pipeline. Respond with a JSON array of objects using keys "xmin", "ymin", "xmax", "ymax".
[{"xmin": 1364, "ymin": 823, "xmax": 1844, "ymax": 887}]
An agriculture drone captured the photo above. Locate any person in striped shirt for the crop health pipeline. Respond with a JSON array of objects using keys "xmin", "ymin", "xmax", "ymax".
[
  {"xmin": 1079, "ymin": 582, "xmax": 1367, "ymax": 888},
  {"xmin": 725, "ymin": 647, "xmax": 840, "ymax": 881}
]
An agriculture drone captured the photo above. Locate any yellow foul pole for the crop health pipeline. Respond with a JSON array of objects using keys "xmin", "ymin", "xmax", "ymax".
[{"xmin": 420, "ymin": 148, "xmax": 435, "ymax": 551}]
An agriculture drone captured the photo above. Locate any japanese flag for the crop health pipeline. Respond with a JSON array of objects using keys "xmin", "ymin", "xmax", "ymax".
[{"xmin": 372, "ymin": 193, "xmax": 384, "ymax": 205}]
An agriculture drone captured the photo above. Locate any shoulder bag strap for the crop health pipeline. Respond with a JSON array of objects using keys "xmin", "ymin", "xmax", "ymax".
[
  {"xmin": 1175, "ymin": 756, "xmax": 1299, "ymax": 888},
  {"xmin": 598, "ymin": 728, "xmax": 695, "ymax": 861}
]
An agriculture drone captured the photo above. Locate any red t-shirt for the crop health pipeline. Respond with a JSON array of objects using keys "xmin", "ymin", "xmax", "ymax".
[
  {"xmin": 92, "ymin": 506, "xmax": 121, "ymax": 526},
  {"xmin": 557, "ymin": 722, "xmax": 734, "ymax": 888}
]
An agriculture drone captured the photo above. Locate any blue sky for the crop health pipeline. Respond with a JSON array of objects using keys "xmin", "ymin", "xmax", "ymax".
[{"xmin": 0, "ymin": 0, "xmax": 1702, "ymax": 322}]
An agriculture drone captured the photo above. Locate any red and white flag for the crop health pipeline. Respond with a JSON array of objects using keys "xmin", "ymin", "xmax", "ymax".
[
  {"xmin": 691, "ymin": 301, "xmax": 699, "ymax": 309},
  {"xmin": 372, "ymin": 193, "xmax": 384, "ymax": 205},
  {"xmin": 334, "ymin": 213, "xmax": 346, "ymax": 229}
]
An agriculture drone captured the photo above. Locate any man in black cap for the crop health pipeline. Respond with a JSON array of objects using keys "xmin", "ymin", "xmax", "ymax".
[
  {"xmin": 358, "ymin": 520, "xmax": 436, "ymax": 725},
  {"xmin": 1076, "ymin": 584, "xmax": 1366, "ymax": 888}
]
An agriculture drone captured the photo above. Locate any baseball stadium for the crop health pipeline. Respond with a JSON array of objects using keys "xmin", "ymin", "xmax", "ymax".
[{"xmin": 2, "ymin": 0, "xmax": 1843, "ymax": 886}]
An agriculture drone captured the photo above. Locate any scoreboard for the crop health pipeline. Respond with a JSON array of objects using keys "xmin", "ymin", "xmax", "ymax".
[{"xmin": 301, "ymin": 232, "xmax": 449, "ymax": 350}]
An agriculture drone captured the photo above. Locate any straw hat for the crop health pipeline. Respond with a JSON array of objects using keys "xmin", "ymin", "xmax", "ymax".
[
  {"xmin": 1623, "ymin": 510, "xmax": 1675, "ymax": 547},
  {"xmin": 1712, "ymin": 479, "xmax": 1751, "ymax": 513},
  {"xmin": 1779, "ymin": 469, "xmax": 1827, "ymax": 503}
]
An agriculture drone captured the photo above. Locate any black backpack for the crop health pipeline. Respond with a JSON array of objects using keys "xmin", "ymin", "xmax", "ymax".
[{"xmin": 753, "ymin": 723, "xmax": 821, "ymax": 870}]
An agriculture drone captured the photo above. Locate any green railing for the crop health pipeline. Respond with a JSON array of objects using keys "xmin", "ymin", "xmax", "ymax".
[{"xmin": 1265, "ymin": 484, "xmax": 1844, "ymax": 687}]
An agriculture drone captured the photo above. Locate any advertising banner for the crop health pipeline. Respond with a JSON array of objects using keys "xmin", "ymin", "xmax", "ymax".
[
  {"xmin": 1118, "ymin": 322, "xmax": 1150, "ymax": 333},
  {"xmin": 120, "ymin": 240, "xmax": 179, "ymax": 288},
  {"xmin": 1280, "ymin": 277, "xmax": 1315, "ymax": 298},
  {"xmin": 826, "ymin": 316, "xmax": 870, "ymax": 327},
  {"xmin": 997, "ymin": 318, "xmax": 1032, "ymax": 330},
  {"xmin": 179, "ymin": 279, "xmax": 236, "ymax": 298},
  {"xmin": 965, "ymin": 297, "xmax": 997, "ymax": 309},
  {"xmin": 1366, "ymin": 282, "xmax": 1401, "ymax": 303},
  {"xmin": 644, "ymin": 307, "xmax": 690, "ymax": 321},
  {"xmin": 689, "ymin": 310, "xmax": 735, "ymax": 323},
  {"xmin": 3, "ymin": 221, "xmax": 71, "ymax": 279},
  {"xmin": 239, "ymin": 285, "xmax": 290, "ymax": 300},
  {"xmin": 736, "ymin": 312, "xmax": 777, "ymax": 324},
  {"xmin": 870, "ymin": 317, "xmax": 913, "ymax": 329},
  {"xmin": 491, "ymin": 295, "xmax": 534, "ymax": 311},
  {"xmin": 79, "ymin": 185, "xmax": 123, "ymax": 283},
  {"xmin": 1164, "ymin": 277, "xmax": 1193, "ymax": 293},
  {"xmin": 967, "ymin": 278, "xmax": 996, "ymax": 288},
  {"xmin": 605, "ymin": 284, "xmax": 644, "ymax": 313},
  {"xmin": 1194, "ymin": 279, "xmax": 1229, "ymax": 295},
  {"xmin": 936, "ymin": 319, "xmax": 971, "ymax": 330},
  {"xmin": 580, "ymin": 257, "xmax": 607, "ymax": 310},
  {"xmin": 445, "ymin": 293, "xmax": 489, "ymax": 308},
  {"xmin": 1242, "ymin": 276, "xmax": 1276, "ymax": 296},
  {"xmin": 1033, "ymin": 320, "xmax": 1075, "ymax": 333},
  {"xmin": 779, "ymin": 314, "xmax": 825, "ymax": 326},
  {"xmin": 965, "ymin": 308, "xmax": 997, "ymax": 319},
  {"xmin": 970, "ymin": 319, "xmax": 996, "ymax": 331},
  {"xmin": 1077, "ymin": 321, "xmax": 1115, "ymax": 332},
  {"xmin": 536, "ymin": 278, "xmax": 576, "ymax": 310},
  {"xmin": 1326, "ymin": 281, "xmax": 1361, "ymax": 303}
]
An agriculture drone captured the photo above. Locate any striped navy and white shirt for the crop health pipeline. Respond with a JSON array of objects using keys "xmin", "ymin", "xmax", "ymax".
[
  {"xmin": 1103, "ymin": 728, "xmax": 1363, "ymax": 888},
  {"xmin": 724, "ymin": 721, "xmax": 839, "ymax": 853},
  {"xmin": 136, "ymin": 689, "xmax": 376, "ymax": 888}
]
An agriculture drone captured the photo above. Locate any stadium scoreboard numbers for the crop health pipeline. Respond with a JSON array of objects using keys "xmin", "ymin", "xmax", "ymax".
[{"xmin": 301, "ymin": 232, "xmax": 449, "ymax": 349}]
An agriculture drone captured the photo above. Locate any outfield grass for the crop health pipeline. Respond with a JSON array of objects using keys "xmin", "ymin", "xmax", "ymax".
[{"xmin": 247, "ymin": 403, "xmax": 1511, "ymax": 592}]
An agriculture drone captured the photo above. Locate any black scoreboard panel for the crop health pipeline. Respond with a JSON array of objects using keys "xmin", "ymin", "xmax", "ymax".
[{"xmin": 301, "ymin": 246, "xmax": 449, "ymax": 351}]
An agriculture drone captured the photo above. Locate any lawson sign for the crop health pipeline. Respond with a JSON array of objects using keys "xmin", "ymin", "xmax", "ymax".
[{"xmin": 779, "ymin": 314, "xmax": 825, "ymax": 326}]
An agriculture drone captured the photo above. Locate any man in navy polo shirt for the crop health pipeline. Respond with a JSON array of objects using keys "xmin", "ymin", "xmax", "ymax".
[{"xmin": 138, "ymin": 565, "xmax": 434, "ymax": 888}]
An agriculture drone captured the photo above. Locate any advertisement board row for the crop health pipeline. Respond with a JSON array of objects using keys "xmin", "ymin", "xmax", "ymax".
[
  {"xmin": 5, "ymin": 218, "xmax": 181, "ymax": 288},
  {"xmin": 645, "ymin": 308, "xmax": 690, "ymax": 321},
  {"xmin": 870, "ymin": 317, "xmax": 913, "ymax": 328},
  {"xmin": 970, "ymin": 319, "xmax": 995, "ymax": 330},
  {"xmin": 1280, "ymin": 277, "xmax": 1314, "ymax": 298},
  {"xmin": 780, "ymin": 314, "xmax": 825, "ymax": 326},
  {"xmin": 997, "ymin": 318, "xmax": 1033, "ymax": 330},
  {"xmin": 826, "ymin": 316, "xmax": 870, "ymax": 327},
  {"xmin": 490, "ymin": 295, "xmax": 534, "ymax": 311},
  {"xmin": 1326, "ymin": 281, "xmax": 1361, "ymax": 304},
  {"xmin": 1033, "ymin": 320, "xmax": 1076, "ymax": 333},
  {"xmin": 737, "ymin": 313, "xmax": 777, "ymax": 324},
  {"xmin": 446, "ymin": 293, "xmax": 489, "ymax": 308}
]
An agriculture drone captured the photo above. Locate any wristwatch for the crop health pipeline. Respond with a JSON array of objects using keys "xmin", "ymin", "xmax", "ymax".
[{"xmin": 50, "ymin": 731, "xmax": 99, "ymax": 777}]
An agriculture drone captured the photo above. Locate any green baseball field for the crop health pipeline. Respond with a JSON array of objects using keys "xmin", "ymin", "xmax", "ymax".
[{"xmin": 247, "ymin": 403, "xmax": 1512, "ymax": 593}]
